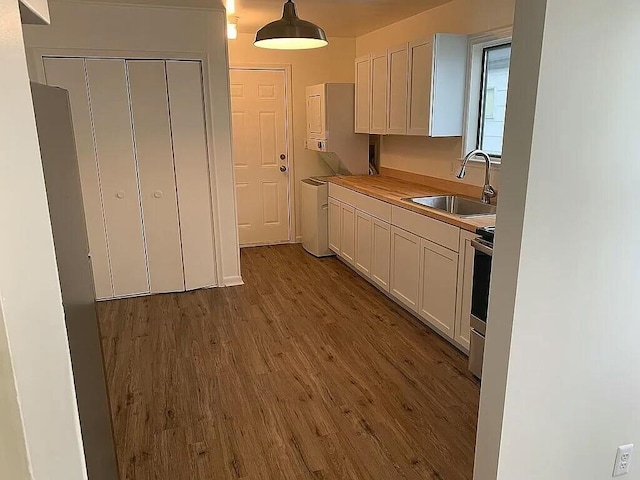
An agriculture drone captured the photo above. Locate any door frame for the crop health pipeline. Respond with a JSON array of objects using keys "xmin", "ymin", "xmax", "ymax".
[
  {"xmin": 229, "ymin": 64, "xmax": 295, "ymax": 247},
  {"xmin": 29, "ymin": 47, "xmax": 226, "ymax": 290}
]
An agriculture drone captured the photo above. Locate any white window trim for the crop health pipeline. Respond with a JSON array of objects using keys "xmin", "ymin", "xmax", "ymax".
[{"xmin": 461, "ymin": 27, "xmax": 513, "ymax": 165}]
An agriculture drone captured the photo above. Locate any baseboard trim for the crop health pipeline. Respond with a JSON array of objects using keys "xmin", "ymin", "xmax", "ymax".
[{"xmin": 223, "ymin": 276, "xmax": 244, "ymax": 287}]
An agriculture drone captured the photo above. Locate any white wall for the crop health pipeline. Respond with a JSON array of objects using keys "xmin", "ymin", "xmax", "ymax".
[
  {"xmin": 356, "ymin": 0, "xmax": 515, "ymax": 189},
  {"xmin": 476, "ymin": 0, "xmax": 640, "ymax": 479},
  {"xmin": 23, "ymin": 0, "xmax": 242, "ymax": 286},
  {"xmin": 0, "ymin": 0, "xmax": 87, "ymax": 477},
  {"xmin": 227, "ymin": 33, "xmax": 356, "ymax": 240},
  {"xmin": 19, "ymin": 0, "xmax": 49, "ymax": 24},
  {"xmin": 0, "ymin": 310, "xmax": 30, "ymax": 480}
]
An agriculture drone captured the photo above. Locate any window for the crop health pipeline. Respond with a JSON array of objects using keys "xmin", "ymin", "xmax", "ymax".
[
  {"xmin": 462, "ymin": 30, "xmax": 513, "ymax": 162},
  {"xmin": 477, "ymin": 44, "xmax": 512, "ymax": 157}
]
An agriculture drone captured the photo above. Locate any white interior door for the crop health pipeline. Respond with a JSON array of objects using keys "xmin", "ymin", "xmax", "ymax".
[
  {"xmin": 230, "ymin": 68, "xmax": 290, "ymax": 247},
  {"xmin": 127, "ymin": 60, "xmax": 185, "ymax": 294},
  {"xmin": 85, "ymin": 59, "xmax": 150, "ymax": 298}
]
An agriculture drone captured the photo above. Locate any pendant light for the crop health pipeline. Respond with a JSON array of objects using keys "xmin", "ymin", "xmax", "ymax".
[{"xmin": 254, "ymin": 0, "xmax": 328, "ymax": 50}]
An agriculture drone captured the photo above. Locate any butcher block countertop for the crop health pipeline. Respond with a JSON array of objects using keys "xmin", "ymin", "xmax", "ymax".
[{"xmin": 327, "ymin": 175, "xmax": 496, "ymax": 232}]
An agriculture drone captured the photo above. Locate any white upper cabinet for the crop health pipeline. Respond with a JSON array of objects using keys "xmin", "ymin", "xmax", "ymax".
[
  {"xmin": 354, "ymin": 55, "xmax": 371, "ymax": 134},
  {"xmin": 370, "ymin": 51, "xmax": 389, "ymax": 135},
  {"xmin": 387, "ymin": 44, "xmax": 409, "ymax": 135},
  {"xmin": 356, "ymin": 33, "xmax": 468, "ymax": 137},
  {"xmin": 407, "ymin": 39, "xmax": 434, "ymax": 136},
  {"xmin": 422, "ymin": 34, "xmax": 469, "ymax": 137},
  {"xmin": 306, "ymin": 84, "xmax": 326, "ymax": 139}
]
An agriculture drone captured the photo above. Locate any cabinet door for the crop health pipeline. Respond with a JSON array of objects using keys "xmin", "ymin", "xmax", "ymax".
[
  {"xmin": 370, "ymin": 51, "xmax": 388, "ymax": 135},
  {"xmin": 431, "ymin": 34, "xmax": 468, "ymax": 137},
  {"xmin": 355, "ymin": 55, "xmax": 371, "ymax": 134},
  {"xmin": 455, "ymin": 231, "xmax": 477, "ymax": 350},
  {"xmin": 407, "ymin": 39, "xmax": 434, "ymax": 136},
  {"xmin": 340, "ymin": 204, "xmax": 356, "ymax": 266},
  {"xmin": 390, "ymin": 227, "xmax": 420, "ymax": 312},
  {"xmin": 418, "ymin": 238, "xmax": 458, "ymax": 338},
  {"xmin": 328, "ymin": 198, "xmax": 341, "ymax": 254},
  {"xmin": 387, "ymin": 44, "xmax": 409, "ymax": 135},
  {"xmin": 355, "ymin": 210, "xmax": 373, "ymax": 277},
  {"xmin": 371, "ymin": 218, "xmax": 391, "ymax": 292},
  {"xmin": 306, "ymin": 85, "xmax": 325, "ymax": 139}
]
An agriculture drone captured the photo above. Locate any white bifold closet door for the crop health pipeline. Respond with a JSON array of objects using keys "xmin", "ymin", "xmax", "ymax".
[
  {"xmin": 127, "ymin": 60, "xmax": 185, "ymax": 294},
  {"xmin": 43, "ymin": 57, "xmax": 216, "ymax": 300},
  {"xmin": 165, "ymin": 61, "xmax": 217, "ymax": 292}
]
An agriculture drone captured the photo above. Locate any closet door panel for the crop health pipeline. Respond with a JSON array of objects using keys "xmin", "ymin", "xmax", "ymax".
[
  {"xmin": 127, "ymin": 60, "xmax": 185, "ymax": 294},
  {"xmin": 85, "ymin": 59, "xmax": 149, "ymax": 297},
  {"xmin": 166, "ymin": 61, "xmax": 216, "ymax": 290},
  {"xmin": 43, "ymin": 57, "xmax": 113, "ymax": 299}
]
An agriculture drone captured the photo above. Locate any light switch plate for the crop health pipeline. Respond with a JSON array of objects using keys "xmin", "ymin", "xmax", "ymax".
[{"xmin": 613, "ymin": 444, "xmax": 634, "ymax": 477}]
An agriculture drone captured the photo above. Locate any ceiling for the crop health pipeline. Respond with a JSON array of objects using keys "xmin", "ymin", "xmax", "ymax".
[
  {"xmin": 58, "ymin": 0, "xmax": 453, "ymax": 38},
  {"xmin": 230, "ymin": 0, "xmax": 453, "ymax": 37}
]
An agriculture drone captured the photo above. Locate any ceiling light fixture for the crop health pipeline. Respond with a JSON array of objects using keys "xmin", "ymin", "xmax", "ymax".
[
  {"xmin": 254, "ymin": 0, "xmax": 328, "ymax": 50},
  {"xmin": 227, "ymin": 16, "xmax": 239, "ymax": 40}
]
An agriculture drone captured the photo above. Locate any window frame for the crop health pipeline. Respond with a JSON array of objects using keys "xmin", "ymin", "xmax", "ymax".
[{"xmin": 462, "ymin": 28, "xmax": 513, "ymax": 164}]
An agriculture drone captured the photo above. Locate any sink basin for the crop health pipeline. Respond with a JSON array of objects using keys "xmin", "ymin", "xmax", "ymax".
[{"xmin": 405, "ymin": 195, "xmax": 496, "ymax": 218}]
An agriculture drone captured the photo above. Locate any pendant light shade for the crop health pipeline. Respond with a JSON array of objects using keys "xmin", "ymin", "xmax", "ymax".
[{"xmin": 254, "ymin": 0, "xmax": 328, "ymax": 50}]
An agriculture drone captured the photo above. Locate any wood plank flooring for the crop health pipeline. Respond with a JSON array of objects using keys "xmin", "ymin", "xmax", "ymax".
[{"xmin": 97, "ymin": 245, "xmax": 480, "ymax": 480}]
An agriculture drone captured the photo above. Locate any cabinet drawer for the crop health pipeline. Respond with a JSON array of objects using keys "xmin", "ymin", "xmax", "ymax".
[
  {"xmin": 392, "ymin": 206, "xmax": 460, "ymax": 252},
  {"xmin": 329, "ymin": 184, "xmax": 392, "ymax": 223}
]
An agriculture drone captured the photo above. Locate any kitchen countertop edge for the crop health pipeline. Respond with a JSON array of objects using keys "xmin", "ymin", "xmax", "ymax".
[{"xmin": 326, "ymin": 175, "xmax": 496, "ymax": 233}]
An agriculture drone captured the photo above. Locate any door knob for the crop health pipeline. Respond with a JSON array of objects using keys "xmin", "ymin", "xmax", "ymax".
[{"xmin": 280, "ymin": 165, "xmax": 288, "ymax": 173}]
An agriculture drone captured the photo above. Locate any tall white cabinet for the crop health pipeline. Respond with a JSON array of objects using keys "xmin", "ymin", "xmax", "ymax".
[{"xmin": 44, "ymin": 57, "xmax": 217, "ymax": 300}]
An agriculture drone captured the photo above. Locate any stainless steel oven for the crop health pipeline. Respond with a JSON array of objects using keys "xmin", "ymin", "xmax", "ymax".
[{"xmin": 469, "ymin": 228, "xmax": 494, "ymax": 379}]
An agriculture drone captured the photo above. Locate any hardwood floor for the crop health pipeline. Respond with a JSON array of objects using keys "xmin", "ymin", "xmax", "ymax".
[{"xmin": 97, "ymin": 245, "xmax": 480, "ymax": 480}]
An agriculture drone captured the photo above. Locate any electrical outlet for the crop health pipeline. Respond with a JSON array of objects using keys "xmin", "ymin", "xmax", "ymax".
[{"xmin": 613, "ymin": 444, "xmax": 634, "ymax": 477}]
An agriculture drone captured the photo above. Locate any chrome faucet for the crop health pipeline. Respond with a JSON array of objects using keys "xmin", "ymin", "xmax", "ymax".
[{"xmin": 456, "ymin": 149, "xmax": 497, "ymax": 205}]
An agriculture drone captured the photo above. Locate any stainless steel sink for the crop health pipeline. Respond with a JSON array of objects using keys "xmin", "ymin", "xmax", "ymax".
[{"xmin": 405, "ymin": 195, "xmax": 497, "ymax": 218}]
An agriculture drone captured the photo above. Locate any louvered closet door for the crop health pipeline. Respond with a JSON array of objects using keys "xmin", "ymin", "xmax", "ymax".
[
  {"xmin": 43, "ymin": 57, "xmax": 113, "ymax": 299},
  {"xmin": 127, "ymin": 61, "xmax": 185, "ymax": 294},
  {"xmin": 85, "ymin": 59, "xmax": 149, "ymax": 297},
  {"xmin": 166, "ymin": 61, "xmax": 217, "ymax": 290}
]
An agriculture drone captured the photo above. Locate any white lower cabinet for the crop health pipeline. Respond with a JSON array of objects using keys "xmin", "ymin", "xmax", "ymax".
[
  {"xmin": 340, "ymin": 204, "xmax": 356, "ymax": 266},
  {"xmin": 418, "ymin": 238, "xmax": 458, "ymax": 338},
  {"xmin": 455, "ymin": 231, "xmax": 477, "ymax": 350},
  {"xmin": 355, "ymin": 210, "xmax": 373, "ymax": 277},
  {"xmin": 371, "ymin": 218, "xmax": 391, "ymax": 292},
  {"xmin": 390, "ymin": 227, "xmax": 421, "ymax": 313},
  {"xmin": 328, "ymin": 198, "xmax": 342, "ymax": 254},
  {"xmin": 328, "ymin": 189, "xmax": 478, "ymax": 355}
]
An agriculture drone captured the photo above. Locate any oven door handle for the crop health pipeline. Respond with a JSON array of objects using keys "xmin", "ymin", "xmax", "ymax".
[{"xmin": 471, "ymin": 238, "xmax": 493, "ymax": 256}]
